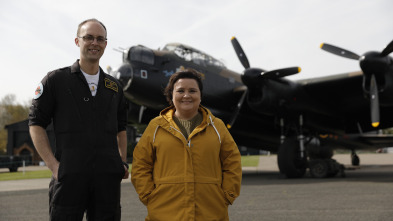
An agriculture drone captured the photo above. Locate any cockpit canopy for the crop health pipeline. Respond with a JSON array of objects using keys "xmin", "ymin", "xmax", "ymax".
[
  {"xmin": 124, "ymin": 45, "xmax": 155, "ymax": 65},
  {"xmin": 162, "ymin": 43, "xmax": 226, "ymax": 68}
]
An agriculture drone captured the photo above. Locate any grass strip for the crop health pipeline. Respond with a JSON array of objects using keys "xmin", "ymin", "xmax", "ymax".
[
  {"xmin": 0, "ymin": 170, "xmax": 52, "ymax": 181},
  {"xmin": 241, "ymin": 155, "xmax": 259, "ymax": 167},
  {"xmin": 0, "ymin": 156, "xmax": 259, "ymax": 181}
]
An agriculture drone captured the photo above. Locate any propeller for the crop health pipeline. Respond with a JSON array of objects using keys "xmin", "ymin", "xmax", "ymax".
[
  {"xmin": 370, "ymin": 75, "xmax": 379, "ymax": 127},
  {"xmin": 226, "ymin": 89, "xmax": 247, "ymax": 129},
  {"xmin": 381, "ymin": 40, "xmax": 393, "ymax": 56},
  {"xmin": 231, "ymin": 37, "xmax": 301, "ymax": 82},
  {"xmin": 241, "ymin": 67, "xmax": 301, "ymax": 88},
  {"xmin": 231, "ymin": 36, "xmax": 250, "ymax": 69},
  {"xmin": 226, "ymin": 37, "xmax": 301, "ymax": 129},
  {"xmin": 320, "ymin": 40, "xmax": 393, "ymax": 127},
  {"xmin": 320, "ymin": 43, "xmax": 360, "ymax": 60}
]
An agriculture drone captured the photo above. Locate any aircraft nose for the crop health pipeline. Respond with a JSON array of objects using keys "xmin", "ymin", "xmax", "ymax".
[{"xmin": 111, "ymin": 63, "xmax": 133, "ymax": 90}]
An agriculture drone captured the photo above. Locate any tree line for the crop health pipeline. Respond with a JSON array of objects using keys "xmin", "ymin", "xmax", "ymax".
[{"xmin": 0, "ymin": 94, "xmax": 30, "ymax": 154}]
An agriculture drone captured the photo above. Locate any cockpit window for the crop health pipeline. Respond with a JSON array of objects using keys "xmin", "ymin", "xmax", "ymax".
[
  {"xmin": 163, "ymin": 44, "xmax": 225, "ymax": 68},
  {"xmin": 128, "ymin": 46, "xmax": 154, "ymax": 65}
]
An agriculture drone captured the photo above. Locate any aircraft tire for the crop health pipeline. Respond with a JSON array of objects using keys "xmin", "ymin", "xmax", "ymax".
[
  {"xmin": 309, "ymin": 159, "xmax": 342, "ymax": 178},
  {"xmin": 277, "ymin": 137, "xmax": 307, "ymax": 178},
  {"xmin": 351, "ymin": 153, "xmax": 360, "ymax": 166},
  {"xmin": 309, "ymin": 159, "xmax": 329, "ymax": 178}
]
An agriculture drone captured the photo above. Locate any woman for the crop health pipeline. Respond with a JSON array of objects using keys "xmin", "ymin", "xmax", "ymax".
[{"xmin": 131, "ymin": 69, "xmax": 242, "ymax": 220}]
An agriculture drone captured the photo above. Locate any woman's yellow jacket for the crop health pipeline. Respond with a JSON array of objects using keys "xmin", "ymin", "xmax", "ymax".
[{"xmin": 131, "ymin": 106, "xmax": 242, "ymax": 221}]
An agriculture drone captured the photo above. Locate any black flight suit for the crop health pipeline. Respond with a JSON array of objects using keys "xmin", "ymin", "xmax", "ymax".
[{"xmin": 29, "ymin": 60, "xmax": 128, "ymax": 220}]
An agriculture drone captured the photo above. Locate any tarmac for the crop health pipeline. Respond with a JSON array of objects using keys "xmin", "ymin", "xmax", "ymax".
[
  {"xmin": 0, "ymin": 153, "xmax": 391, "ymax": 192},
  {"xmin": 1, "ymin": 153, "xmax": 392, "ymax": 220}
]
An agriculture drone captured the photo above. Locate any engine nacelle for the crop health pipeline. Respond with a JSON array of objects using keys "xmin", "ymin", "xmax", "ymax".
[
  {"xmin": 361, "ymin": 52, "xmax": 393, "ymax": 105},
  {"xmin": 246, "ymin": 78, "xmax": 302, "ymax": 116}
]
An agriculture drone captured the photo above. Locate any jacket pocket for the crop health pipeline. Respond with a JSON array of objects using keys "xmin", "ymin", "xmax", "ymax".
[
  {"xmin": 147, "ymin": 184, "xmax": 161, "ymax": 204},
  {"xmin": 216, "ymin": 184, "xmax": 229, "ymax": 205}
]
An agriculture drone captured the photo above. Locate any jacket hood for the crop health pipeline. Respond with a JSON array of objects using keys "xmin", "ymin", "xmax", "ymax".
[{"xmin": 159, "ymin": 105, "xmax": 215, "ymax": 127}]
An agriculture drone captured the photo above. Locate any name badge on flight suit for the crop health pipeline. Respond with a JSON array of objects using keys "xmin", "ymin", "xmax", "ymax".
[{"xmin": 104, "ymin": 78, "xmax": 118, "ymax": 92}]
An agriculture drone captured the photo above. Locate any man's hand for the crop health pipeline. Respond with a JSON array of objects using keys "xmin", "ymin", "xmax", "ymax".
[
  {"xmin": 123, "ymin": 165, "xmax": 129, "ymax": 179},
  {"xmin": 30, "ymin": 126, "xmax": 60, "ymax": 180},
  {"xmin": 51, "ymin": 161, "xmax": 60, "ymax": 180}
]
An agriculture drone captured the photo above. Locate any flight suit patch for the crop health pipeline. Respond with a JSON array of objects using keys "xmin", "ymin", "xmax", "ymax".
[
  {"xmin": 34, "ymin": 82, "xmax": 44, "ymax": 99},
  {"xmin": 104, "ymin": 78, "xmax": 118, "ymax": 92}
]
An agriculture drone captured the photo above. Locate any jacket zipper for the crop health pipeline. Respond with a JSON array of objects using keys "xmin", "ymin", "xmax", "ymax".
[{"xmin": 170, "ymin": 126, "xmax": 191, "ymax": 148}]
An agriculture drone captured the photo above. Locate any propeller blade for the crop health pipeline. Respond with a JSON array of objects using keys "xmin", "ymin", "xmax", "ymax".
[
  {"xmin": 227, "ymin": 89, "xmax": 248, "ymax": 129},
  {"xmin": 262, "ymin": 67, "xmax": 301, "ymax": 79},
  {"xmin": 241, "ymin": 68, "xmax": 264, "ymax": 87},
  {"xmin": 231, "ymin": 37, "xmax": 250, "ymax": 69},
  {"xmin": 381, "ymin": 39, "xmax": 393, "ymax": 56},
  {"xmin": 370, "ymin": 74, "xmax": 380, "ymax": 127},
  {"xmin": 320, "ymin": 43, "xmax": 360, "ymax": 60},
  {"xmin": 138, "ymin": 106, "xmax": 146, "ymax": 124}
]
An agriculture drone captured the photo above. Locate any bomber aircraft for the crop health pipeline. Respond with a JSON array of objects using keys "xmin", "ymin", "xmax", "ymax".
[{"xmin": 109, "ymin": 37, "xmax": 393, "ymax": 178}]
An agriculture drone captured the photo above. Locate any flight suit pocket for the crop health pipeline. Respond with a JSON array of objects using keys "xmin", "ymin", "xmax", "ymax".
[
  {"xmin": 57, "ymin": 162, "xmax": 64, "ymax": 181},
  {"xmin": 96, "ymin": 148, "xmax": 125, "ymax": 179}
]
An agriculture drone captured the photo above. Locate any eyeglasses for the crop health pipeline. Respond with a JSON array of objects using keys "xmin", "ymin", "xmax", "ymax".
[{"xmin": 78, "ymin": 35, "xmax": 107, "ymax": 44}]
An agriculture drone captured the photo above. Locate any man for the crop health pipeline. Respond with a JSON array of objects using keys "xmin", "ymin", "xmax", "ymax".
[{"xmin": 29, "ymin": 18, "xmax": 129, "ymax": 220}]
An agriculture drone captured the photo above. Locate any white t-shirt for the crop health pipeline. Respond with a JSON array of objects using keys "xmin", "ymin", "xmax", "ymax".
[{"xmin": 81, "ymin": 70, "xmax": 100, "ymax": 96}]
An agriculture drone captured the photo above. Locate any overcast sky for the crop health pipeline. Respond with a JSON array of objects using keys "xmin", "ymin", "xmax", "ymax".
[{"xmin": 1, "ymin": 0, "xmax": 392, "ymax": 104}]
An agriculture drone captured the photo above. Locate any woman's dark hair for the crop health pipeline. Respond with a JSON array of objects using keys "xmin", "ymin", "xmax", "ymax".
[{"xmin": 164, "ymin": 68, "xmax": 203, "ymax": 106}]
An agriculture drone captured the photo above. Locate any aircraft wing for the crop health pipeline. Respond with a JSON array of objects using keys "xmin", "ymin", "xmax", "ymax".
[
  {"xmin": 319, "ymin": 133, "xmax": 393, "ymax": 150},
  {"xmin": 292, "ymin": 71, "xmax": 393, "ymax": 134}
]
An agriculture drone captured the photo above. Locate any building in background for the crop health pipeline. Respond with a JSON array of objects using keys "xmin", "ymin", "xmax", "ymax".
[{"xmin": 5, "ymin": 120, "xmax": 55, "ymax": 165}]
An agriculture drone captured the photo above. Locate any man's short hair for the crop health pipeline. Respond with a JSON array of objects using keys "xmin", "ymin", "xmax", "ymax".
[{"xmin": 77, "ymin": 18, "xmax": 107, "ymax": 37}]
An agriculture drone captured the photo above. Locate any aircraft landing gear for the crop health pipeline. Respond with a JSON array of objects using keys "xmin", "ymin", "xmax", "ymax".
[
  {"xmin": 309, "ymin": 159, "xmax": 345, "ymax": 178},
  {"xmin": 307, "ymin": 138, "xmax": 346, "ymax": 178},
  {"xmin": 277, "ymin": 136, "xmax": 307, "ymax": 178},
  {"xmin": 277, "ymin": 115, "xmax": 347, "ymax": 179},
  {"xmin": 277, "ymin": 116, "xmax": 308, "ymax": 178}
]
